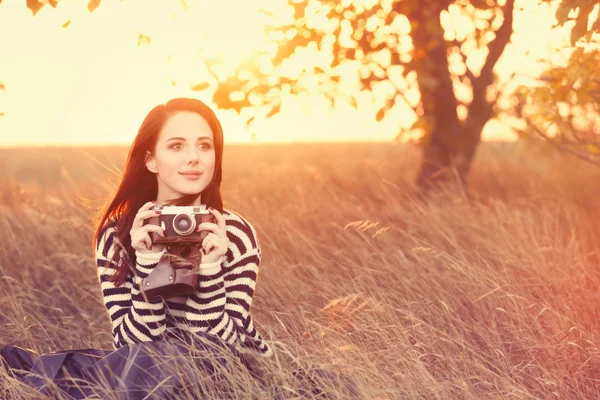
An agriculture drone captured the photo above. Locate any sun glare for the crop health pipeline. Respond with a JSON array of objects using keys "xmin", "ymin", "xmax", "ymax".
[{"xmin": 0, "ymin": 0, "xmax": 589, "ymax": 146}]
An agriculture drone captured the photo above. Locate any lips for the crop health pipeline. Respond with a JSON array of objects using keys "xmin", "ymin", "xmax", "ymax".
[{"xmin": 180, "ymin": 171, "xmax": 203, "ymax": 176}]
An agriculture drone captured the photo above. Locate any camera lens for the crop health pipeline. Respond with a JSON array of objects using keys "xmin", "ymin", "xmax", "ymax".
[{"xmin": 173, "ymin": 214, "xmax": 196, "ymax": 235}]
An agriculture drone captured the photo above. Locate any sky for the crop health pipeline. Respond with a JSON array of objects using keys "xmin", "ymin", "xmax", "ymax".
[{"xmin": 0, "ymin": 0, "xmax": 581, "ymax": 147}]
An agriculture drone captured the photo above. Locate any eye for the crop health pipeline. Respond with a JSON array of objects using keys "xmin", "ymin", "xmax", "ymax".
[
  {"xmin": 169, "ymin": 143, "xmax": 183, "ymax": 149},
  {"xmin": 199, "ymin": 142, "xmax": 212, "ymax": 149}
]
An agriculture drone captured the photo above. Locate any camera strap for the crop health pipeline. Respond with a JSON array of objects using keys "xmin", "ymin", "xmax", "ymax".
[{"xmin": 165, "ymin": 243, "xmax": 203, "ymax": 270}]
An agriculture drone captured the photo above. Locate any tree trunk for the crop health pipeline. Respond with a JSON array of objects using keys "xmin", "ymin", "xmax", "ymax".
[
  {"xmin": 457, "ymin": 85, "xmax": 494, "ymax": 180},
  {"xmin": 406, "ymin": 0, "xmax": 514, "ymax": 192},
  {"xmin": 408, "ymin": 1, "xmax": 463, "ymax": 190}
]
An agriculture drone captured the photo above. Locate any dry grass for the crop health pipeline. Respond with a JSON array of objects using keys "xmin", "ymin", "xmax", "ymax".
[{"xmin": 1, "ymin": 141, "xmax": 600, "ymax": 399}]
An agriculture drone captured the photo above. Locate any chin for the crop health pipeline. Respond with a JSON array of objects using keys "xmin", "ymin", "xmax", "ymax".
[
  {"xmin": 177, "ymin": 185, "xmax": 207, "ymax": 195},
  {"xmin": 168, "ymin": 176, "xmax": 210, "ymax": 195}
]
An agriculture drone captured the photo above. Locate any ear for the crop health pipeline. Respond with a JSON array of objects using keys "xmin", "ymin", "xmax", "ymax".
[{"xmin": 145, "ymin": 151, "xmax": 158, "ymax": 174}]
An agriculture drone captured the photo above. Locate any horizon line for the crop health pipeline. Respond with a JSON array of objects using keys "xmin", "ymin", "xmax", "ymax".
[{"xmin": 0, "ymin": 137, "xmax": 517, "ymax": 149}]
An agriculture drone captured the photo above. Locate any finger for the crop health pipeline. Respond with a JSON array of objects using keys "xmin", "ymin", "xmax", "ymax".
[
  {"xmin": 196, "ymin": 221, "xmax": 218, "ymax": 234},
  {"xmin": 137, "ymin": 209, "xmax": 162, "ymax": 226},
  {"xmin": 205, "ymin": 236, "xmax": 227, "ymax": 256},
  {"xmin": 141, "ymin": 209, "xmax": 162, "ymax": 220},
  {"xmin": 131, "ymin": 234, "xmax": 150, "ymax": 251},
  {"xmin": 131, "ymin": 236, "xmax": 141, "ymax": 250},
  {"xmin": 202, "ymin": 232, "xmax": 216, "ymax": 248},
  {"xmin": 197, "ymin": 222, "xmax": 227, "ymax": 239},
  {"xmin": 204, "ymin": 235, "xmax": 223, "ymax": 255},
  {"xmin": 207, "ymin": 239, "xmax": 221, "ymax": 256},
  {"xmin": 141, "ymin": 224, "xmax": 165, "ymax": 237},
  {"xmin": 144, "ymin": 235, "xmax": 152, "ymax": 251},
  {"xmin": 133, "ymin": 206, "xmax": 159, "ymax": 229},
  {"xmin": 202, "ymin": 236, "xmax": 214, "ymax": 255},
  {"xmin": 208, "ymin": 208, "xmax": 227, "ymax": 234},
  {"xmin": 208, "ymin": 240, "xmax": 218, "ymax": 255},
  {"xmin": 140, "ymin": 201, "xmax": 158, "ymax": 216}
]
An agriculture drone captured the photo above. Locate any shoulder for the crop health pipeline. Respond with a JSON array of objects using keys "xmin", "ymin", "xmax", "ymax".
[
  {"xmin": 95, "ymin": 219, "xmax": 118, "ymax": 255},
  {"xmin": 222, "ymin": 208, "xmax": 261, "ymax": 256},
  {"xmin": 223, "ymin": 208, "xmax": 254, "ymax": 230}
]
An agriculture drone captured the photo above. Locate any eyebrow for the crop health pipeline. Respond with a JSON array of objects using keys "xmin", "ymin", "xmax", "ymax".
[{"xmin": 166, "ymin": 137, "xmax": 213, "ymax": 142}]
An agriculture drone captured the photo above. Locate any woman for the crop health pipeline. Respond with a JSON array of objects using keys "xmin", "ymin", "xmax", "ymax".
[
  {"xmin": 93, "ymin": 97, "xmax": 272, "ymax": 357},
  {"xmin": 0, "ymin": 98, "xmax": 273, "ymax": 399},
  {"xmin": 1, "ymin": 98, "xmax": 359, "ymax": 399}
]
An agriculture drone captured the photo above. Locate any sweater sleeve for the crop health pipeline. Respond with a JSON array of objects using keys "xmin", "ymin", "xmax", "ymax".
[
  {"xmin": 184, "ymin": 212, "xmax": 273, "ymax": 357},
  {"xmin": 95, "ymin": 223, "xmax": 168, "ymax": 348}
]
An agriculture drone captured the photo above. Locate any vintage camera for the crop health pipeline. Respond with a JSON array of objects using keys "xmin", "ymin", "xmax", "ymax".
[
  {"xmin": 140, "ymin": 204, "xmax": 217, "ymax": 301},
  {"xmin": 145, "ymin": 204, "xmax": 215, "ymax": 245}
]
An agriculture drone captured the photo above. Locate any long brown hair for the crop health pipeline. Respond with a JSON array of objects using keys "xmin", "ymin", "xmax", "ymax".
[{"xmin": 92, "ymin": 97, "xmax": 224, "ymax": 287}]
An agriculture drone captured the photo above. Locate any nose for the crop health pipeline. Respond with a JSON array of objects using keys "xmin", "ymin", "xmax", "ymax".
[{"xmin": 186, "ymin": 147, "xmax": 200, "ymax": 165}]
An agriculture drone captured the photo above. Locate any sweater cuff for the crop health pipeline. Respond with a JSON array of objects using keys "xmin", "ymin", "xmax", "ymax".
[
  {"xmin": 136, "ymin": 249, "xmax": 166, "ymax": 265},
  {"xmin": 198, "ymin": 256, "xmax": 224, "ymax": 275},
  {"xmin": 135, "ymin": 249, "xmax": 166, "ymax": 278}
]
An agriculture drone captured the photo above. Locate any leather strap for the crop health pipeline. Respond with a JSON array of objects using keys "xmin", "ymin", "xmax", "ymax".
[
  {"xmin": 165, "ymin": 244, "xmax": 202, "ymax": 269},
  {"xmin": 142, "ymin": 255, "xmax": 175, "ymax": 292},
  {"xmin": 141, "ymin": 247, "xmax": 201, "ymax": 294}
]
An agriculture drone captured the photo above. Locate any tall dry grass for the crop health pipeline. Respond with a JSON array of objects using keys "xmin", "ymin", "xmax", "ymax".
[{"xmin": 1, "ymin": 141, "xmax": 600, "ymax": 399}]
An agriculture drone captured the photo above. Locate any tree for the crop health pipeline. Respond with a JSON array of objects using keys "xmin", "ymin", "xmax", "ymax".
[
  {"xmin": 206, "ymin": 0, "xmax": 516, "ymax": 190},
  {"xmin": 511, "ymin": 0, "xmax": 600, "ymax": 166}
]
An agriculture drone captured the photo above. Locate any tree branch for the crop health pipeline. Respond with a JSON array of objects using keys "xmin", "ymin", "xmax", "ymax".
[
  {"xmin": 387, "ymin": 70, "xmax": 418, "ymax": 114},
  {"xmin": 526, "ymin": 118, "xmax": 600, "ymax": 167},
  {"xmin": 453, "ymin": 40, "xmax": 477, "ymax": 84},
  {"xmin": 447, "ymin": 11, "xmax": 476, "ymax": 84},
  {"xmin": 474, "ymin": 0, "xmax": 515, "ymax": 90}
]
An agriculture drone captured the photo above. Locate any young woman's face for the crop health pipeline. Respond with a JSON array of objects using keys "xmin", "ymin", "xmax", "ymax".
[{"xmin": 145, "ymin": 111, "xmax": 215, "ymax": 204}]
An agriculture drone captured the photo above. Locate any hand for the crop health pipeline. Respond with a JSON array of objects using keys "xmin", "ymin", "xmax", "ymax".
[
  {"xmin": 130, "ymin": 201, "xmax": 165, "ymax": 253},
  {"xmin": 197, "ymin": 207, "xmax": 229, "ymax": 264}
]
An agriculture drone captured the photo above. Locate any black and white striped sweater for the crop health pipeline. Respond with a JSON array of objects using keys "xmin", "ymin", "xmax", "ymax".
[{"xmin": 95, "ymin": 209, "xmax": 273, "ymax": 357}]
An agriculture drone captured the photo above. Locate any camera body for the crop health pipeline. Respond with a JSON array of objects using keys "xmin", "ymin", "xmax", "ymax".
[
  {"xmin": 140, "ymin": 204, "xmax": 218, "ymax": 301},
  {"xmin": 145, "ymin": 204, "xmax": 215, "ymax": 245}
]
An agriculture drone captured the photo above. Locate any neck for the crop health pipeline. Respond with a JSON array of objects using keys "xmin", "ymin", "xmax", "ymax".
[{"xmin": 156, "ymin": 192, "xmax": 202, "ymax": 206}]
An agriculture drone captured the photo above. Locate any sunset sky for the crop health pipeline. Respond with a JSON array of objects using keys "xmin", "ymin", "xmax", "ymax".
[{"xmin": 0, "ymin": 0, "xmax": 581, "ymax": 147}]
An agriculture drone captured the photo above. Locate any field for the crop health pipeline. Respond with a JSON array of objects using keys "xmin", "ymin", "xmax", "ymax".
[{"xmin": 1, "ymin": 141, "xmax": 600, "ymax": 399}]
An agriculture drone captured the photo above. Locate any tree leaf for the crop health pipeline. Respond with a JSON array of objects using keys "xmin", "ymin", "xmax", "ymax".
[
  {"xmin": 136, "ymin": 32, "xmax": 151, "ymax": 46},
  {"xmin": 88, "ymin": 0, "xmax": 101, "ymax": 13},
  {"xmin": 376, "ymin": 108, "xmax": 385, "ymax": 121},
  {"xmin": 257, "ymin": 8, "xmax": 275, "ymax": 18},
  {"xmin": 266, "ymin": 104, "xmax": 281, "ymax": 118},
  {"xmin": 349, "ymin": 96, "xmax": 358, "ymax": 108},
  {"xmin": 26, "ymin": 0, "xmax": 44, "ymax": 16},
  {"xmin": 571, "ymin": 14, "xmax": 587, "ymax": 45},
  {"xmin": 191, "ymin": 82, "xmax": 210, "ymax": 91},
  {"xmin": 554, "ymin": 2, "xmax": 574, "ymax": 26},
  {"xmin": 569, "ymin": 47, "xmax": 584, "ymax": 63}
]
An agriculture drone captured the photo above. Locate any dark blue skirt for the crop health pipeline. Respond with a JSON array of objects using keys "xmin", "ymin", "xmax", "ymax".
[{"xmin": 0, "ymin": 332, "xmax": 360, "ymax": 399}]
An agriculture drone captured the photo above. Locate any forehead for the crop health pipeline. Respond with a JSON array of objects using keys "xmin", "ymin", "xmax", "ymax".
[{"xmin": 159, "ymin": 111, "xmax": 214, "ymax": 141}]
